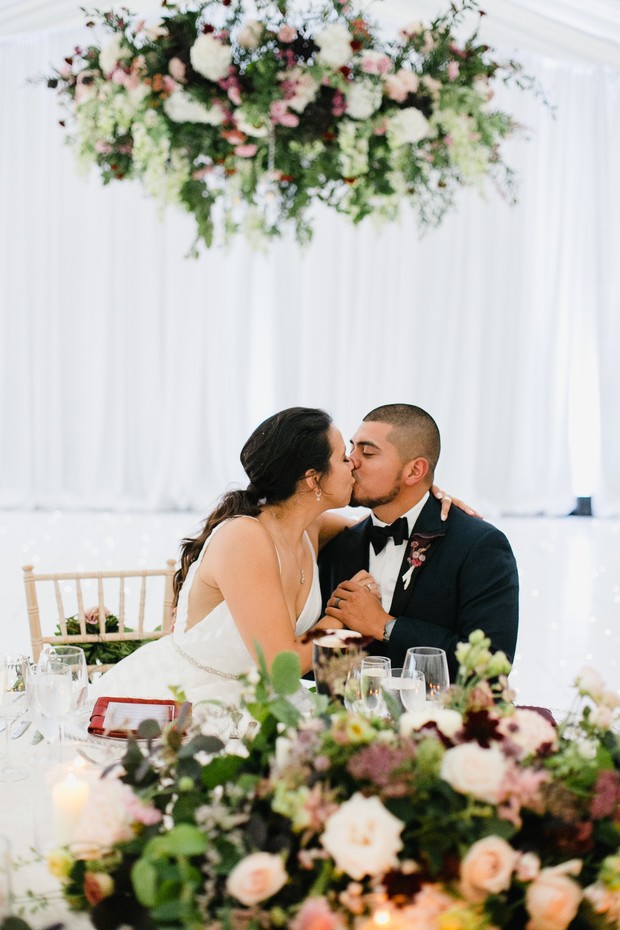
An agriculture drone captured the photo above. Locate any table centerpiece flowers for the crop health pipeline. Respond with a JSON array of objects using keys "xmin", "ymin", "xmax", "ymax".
[
  {"xmin": 44, "ymin": 0, "xmax": 533, "ymax": 250},
  {"xmin": 42, "ymin": 631, "xmax": 620, "ymax": 930}
]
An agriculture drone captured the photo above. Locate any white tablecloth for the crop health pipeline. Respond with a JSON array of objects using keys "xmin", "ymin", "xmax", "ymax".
[{"xmin": 0, "ymin": 725, "xmax": 121, "ymax": 929}]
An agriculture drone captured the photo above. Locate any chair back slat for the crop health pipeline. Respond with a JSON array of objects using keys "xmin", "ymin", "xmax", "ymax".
[
  {"xmin": 22, "ymin": 561, "xmax": 177, "ymax": 678},
  {"xmin": 54, "ymin": 579, "xmax": 67, "ymax": 636}
]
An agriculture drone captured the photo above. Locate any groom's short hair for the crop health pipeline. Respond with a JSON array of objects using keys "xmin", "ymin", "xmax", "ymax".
[{"xmin": 363, "ymin": 404, "xmax": 441, "ymax": 473}]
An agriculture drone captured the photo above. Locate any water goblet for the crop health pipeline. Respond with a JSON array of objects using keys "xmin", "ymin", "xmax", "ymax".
[
  {"xmin": 44, "ymin": 646, "xmax": 89, "ymax": 716},
  {"xmin": 358, "ymin": 656, "xmax": 391, "ymax": 718},
  {"xmin": 0, "ymin": 655, "xmax": 31, "ymax": 782},
  {"xmin": 34, "ymin": 660, "xmax": 73, "ymax": 755},
  {"xmin": 403, "ymin": 647, "xmax": 449, "ymax": 702},
  {"xmin": 380, "ymin": 668, "xmax": 426, "ymax": 719}
]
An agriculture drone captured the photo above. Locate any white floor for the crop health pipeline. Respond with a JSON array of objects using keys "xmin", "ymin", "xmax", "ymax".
[{"xmin": 1, "ymin": 510, "xmax": 618, "ymax": 714}]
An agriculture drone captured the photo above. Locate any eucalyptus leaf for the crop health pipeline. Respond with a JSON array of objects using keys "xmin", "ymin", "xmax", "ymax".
[{"xmin": 271, "ymin": 651, "xmax": 302, "ymax": 695}]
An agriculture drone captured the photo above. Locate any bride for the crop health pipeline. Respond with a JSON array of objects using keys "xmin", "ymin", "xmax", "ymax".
[{"xmin": 90, "ymin": 407, "xmax": 358, "ymax": 707}]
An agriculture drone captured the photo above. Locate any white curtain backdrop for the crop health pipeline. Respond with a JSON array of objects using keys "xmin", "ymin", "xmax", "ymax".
[{"xmin": 1, "ymin": 3, "xmax": 619, "ymax": 515}]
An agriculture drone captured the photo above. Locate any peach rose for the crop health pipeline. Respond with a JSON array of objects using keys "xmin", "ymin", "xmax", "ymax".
[
  {"xmin": 460, "ymin": 835, "xmax": 518, "ymax": 902},
  {"xmin": 84, "ymin": 871, "xmax": 114, "ymax": 906},
  {"xmin": 226, "ymin": 852, "xmax": 287, "ymax": 906},
  {"xmin": 526, "ymin": 867, "xmax": 582, "ymax": 930}
]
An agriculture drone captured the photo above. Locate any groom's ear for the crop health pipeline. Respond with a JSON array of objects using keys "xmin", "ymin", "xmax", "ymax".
[{"xmin": 402, "ymin": 456, "xmax": 429, "ymax": 486}]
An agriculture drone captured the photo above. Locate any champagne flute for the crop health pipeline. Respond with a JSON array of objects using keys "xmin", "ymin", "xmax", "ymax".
[
  {"xmin": 403, "ymin": 647, "xmax": 449, "ymax": 702},
  {"xmin": 381, "ymin": 668, "xmax": 426, "ymax": 719},
  {"xmin": 359, "ymin": 656, "xmax": 391, "ymax": 717},
  {"xmin": 0, "ymin": 655, "xmax": 30, "ymax": 782}
]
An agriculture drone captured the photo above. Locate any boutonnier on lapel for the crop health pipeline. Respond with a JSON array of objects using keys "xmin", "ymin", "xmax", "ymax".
[{"xmin": 402, "ymin": 533, "xmax": 441, "ymax": 590}]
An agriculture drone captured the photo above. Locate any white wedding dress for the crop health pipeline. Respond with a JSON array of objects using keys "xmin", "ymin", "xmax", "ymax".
[{"xmin": 89, "ymin": 519, "xmax": 321, "ymax": 708}]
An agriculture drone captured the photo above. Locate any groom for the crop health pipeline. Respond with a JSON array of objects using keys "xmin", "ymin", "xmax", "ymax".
[{"xmin": 318, "ymin": 404, "xmax": 519, "ymax": 680}]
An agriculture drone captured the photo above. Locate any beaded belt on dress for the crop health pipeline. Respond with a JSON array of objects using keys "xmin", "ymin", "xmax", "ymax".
[{"xmin": 171, "ymin": 636, "xmax": 242, "ymax": 680}]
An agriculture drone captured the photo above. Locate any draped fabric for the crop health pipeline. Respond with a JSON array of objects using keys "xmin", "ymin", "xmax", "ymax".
[{"xmin": 0, "ymin": 4, "xmax": 619, "ymax": 515}]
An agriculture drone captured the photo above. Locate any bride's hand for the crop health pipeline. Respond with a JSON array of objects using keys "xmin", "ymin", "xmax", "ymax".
[
  {"xmin": 431, "ymin": 485, "xmax": 483, "ymax": 522},
  {"xmin": 348, "ymin": 570, "xmax": 381, "ymax": 600}
]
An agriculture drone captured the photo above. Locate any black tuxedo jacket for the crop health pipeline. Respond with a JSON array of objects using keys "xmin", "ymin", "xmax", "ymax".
[{"xmin": 318, "ymin": 495, "xmax": 519, "ymax": 680}]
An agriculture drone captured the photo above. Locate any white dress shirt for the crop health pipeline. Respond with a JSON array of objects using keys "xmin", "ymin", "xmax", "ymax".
[{"xmin": 369, "ymin": 492, "xmax": 430, "ymax": 612}]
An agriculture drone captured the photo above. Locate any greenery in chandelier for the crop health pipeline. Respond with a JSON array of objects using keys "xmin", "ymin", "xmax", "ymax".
[{"xmin": 45, "ymin": 0, "xmax": 531, "ymax": 250}]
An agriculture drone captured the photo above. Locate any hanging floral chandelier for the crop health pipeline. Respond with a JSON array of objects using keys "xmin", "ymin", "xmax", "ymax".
[{"xmin": 46, "ymin": 0, "xmax": 530, "ymax": 251}]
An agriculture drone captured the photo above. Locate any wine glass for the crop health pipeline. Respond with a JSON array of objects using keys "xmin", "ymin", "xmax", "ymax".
[
  {"xmin": 358, "ymin": 656, "xmax": 391, "ymax": 718},
  {"xmin": 381, "ymin": 668, "xmax": 426, "ymax": 719},
  {"xmin": 312, "ymin": 630, "xmax": 363, "ymax": 701},
  {"xmin": 403, "ymin": 647, "xmax": 449, "ymax": 702},
  {"xmin": 0, "ymin": 655, "xmax": 31, "ymax": 782}
]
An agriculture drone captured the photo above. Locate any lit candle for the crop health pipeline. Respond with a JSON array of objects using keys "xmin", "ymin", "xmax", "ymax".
[{"xmin": 52, "ymin": 772, "xmax": 90, "ymax": 846}]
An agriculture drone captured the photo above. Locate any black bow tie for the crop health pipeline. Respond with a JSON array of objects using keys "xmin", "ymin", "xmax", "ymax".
[{"xmin": 369, "ymin": 517, "xmax": 409, "ymax": 554}]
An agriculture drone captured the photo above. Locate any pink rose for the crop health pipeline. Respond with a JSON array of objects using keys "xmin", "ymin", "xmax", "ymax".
[
  {"xmin": 361, "ymin": 51, "xmax": 391, "ymax": 75},
  {"xmin": 168, "ymin": 57, "xmax": 186, "ymax": 83},
  {"xmin": 234, "ymin": 144, "xmax": 258, "ymax": 158},
  {"xmin": 460, "ymin": 835, "xmax": 518, "ymax": 902},
  {"xmin": 84, "ymin": 605, "xmax": 110, "ymax": 625},
  {"xmin": 226, "ymin": 852, "xmax": 287, "ymax": 906},
  {"xmin": 526, "ymin": 867, "xmax": 583, "ymax": 930},
  {"xmin": 278, "ymin": 25, "xmax": 297, "ymax": 43},
  {"xmin": 290, "ymin": 897, "xmax": 345, "ymax": 930},
  {"xmin": 383, "ymin": 69, "xmax": 419, "ymax": 103}
]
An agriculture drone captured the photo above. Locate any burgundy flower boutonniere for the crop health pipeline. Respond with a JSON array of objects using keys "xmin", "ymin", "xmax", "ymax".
[{"xmin": 401, "ymin": 532, "xmax": 442, "ymax": 589}]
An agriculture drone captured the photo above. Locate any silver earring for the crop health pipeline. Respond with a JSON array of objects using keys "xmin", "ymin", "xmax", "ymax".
[{"xmin": 315, "ymin": 487, "xmax": 322, "ymax": 501}]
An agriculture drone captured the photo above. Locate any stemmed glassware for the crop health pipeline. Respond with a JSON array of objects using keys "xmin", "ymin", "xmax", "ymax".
[
  {"xmin": 35, "ymin": 646, "xmax": 88, "ymax": 756},
  {"xmin": 344, "ymin": 656, "xmax": 391, "ymax": 717},
  {"xmin": 403, "ymin": 647, "xmax": 449, "ymax": 702},
  {"xmin": 0, "ymin": 655, "xmax": 31, "ymax": 782},
  {"xmin": 381, "ymin": 667, "xmax": 426, "ymax": 718}
]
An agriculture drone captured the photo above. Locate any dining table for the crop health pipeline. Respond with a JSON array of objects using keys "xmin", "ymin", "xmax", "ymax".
[{"xmin": 0, "ymin": 718, "xmax": 122, "ymax": 930}]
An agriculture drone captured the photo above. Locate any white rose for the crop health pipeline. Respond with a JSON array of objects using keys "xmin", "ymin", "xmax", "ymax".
[
  {"xmin": 387, "ymin": 107, "xmax": 429, "ymax": 147},
  {"xmin": 525, "ymin": 867, "xmax": 583, "ymax": 930},
  {"xmin": 164, "ymin": 90, "xmax": 225, "ymax": 125},
  {"xmin": 315, "ymin": 23, "xmax": 352, "ymax": 69},
  {"xmin": 226, "ymin": 852, "xmax": 287, "ymax": 906},
  {"xmin": 190, "ymin": 34, "xmax": 232, "ymax": 83},
  {"xmin": 498, "ymin": 709, "xmax": 557, "ymax": 758},
  {"xmin": 590, "ymin": 705, "xmax": 614, "ymax": 729},
  {"xmin": 71, "ymin": 777, "xmax": 136, "ymax": 853},
  {"xmin": 575, "ymin": 667, "xmax": 605, "ymax": 701},
  {"xmin": 440, "ymin": 743, "xmax": 508, "ymax": 804},
  {"xmin": 400, "ymin": 706, "xmax": 463, "ymax": 739},
  {"xmin": 460, "ymin": 835, "xmax": 518, "ymax": 902},
  {"xmin": 99, "ymin": 35, "xmax": 131, "ymax": 77},
  {"xmin": 320, "ymin": 793, "xmax": 403, "ymax": 880},
  {"xmin": 346, "ymin": 81, "xmax": 383, "ymax": 120},
  {"xmin": 237, "ymin": 19, "xmax": 263, "ymax": 49}
]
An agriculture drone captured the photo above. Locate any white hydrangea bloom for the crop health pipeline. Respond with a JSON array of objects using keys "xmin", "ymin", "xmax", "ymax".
[
  {"xmin": 164, "ymin": 89, "xmax": 226, "ymax": 125},
  {"xmin": 346, "ymin": 80, "xmax": 383, "ymax": 120},
  {"xmin": 190, "ymin": 34, "xmax": 233, "ymax": 82},
  {"xmin": 315, "ymin": 23, "xmax": 352, "ymax": 69},
  {"xmin": 387, "ymin": 106, "xmax": 430, "ymax": 147}
]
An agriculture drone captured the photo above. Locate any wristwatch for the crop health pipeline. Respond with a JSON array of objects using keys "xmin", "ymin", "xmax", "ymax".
[{"xmin": 383, "ymin": 618, "xmax": 396, "ymax": 642}]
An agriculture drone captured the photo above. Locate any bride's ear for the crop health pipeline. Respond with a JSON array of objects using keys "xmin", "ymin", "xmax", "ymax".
[{"xmin": 303, "ymin": 469, "xmax": 323, "ymax": 499}]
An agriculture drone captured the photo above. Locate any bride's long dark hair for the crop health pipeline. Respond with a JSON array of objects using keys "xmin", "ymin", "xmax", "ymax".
[{"xmin": 173, "ymin": 407, "xmax": 333, "ymax": 602}]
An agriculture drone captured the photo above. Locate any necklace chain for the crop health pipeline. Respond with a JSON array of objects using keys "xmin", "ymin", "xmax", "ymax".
[{"xmin": 269, "ymin": 508, "xmax": 306, "ymax": 584}]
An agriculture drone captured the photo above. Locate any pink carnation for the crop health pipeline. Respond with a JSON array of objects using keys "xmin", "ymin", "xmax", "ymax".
[{"xmin": 234, "ymin": 144, "xmax": 258, "ymax": 157}]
